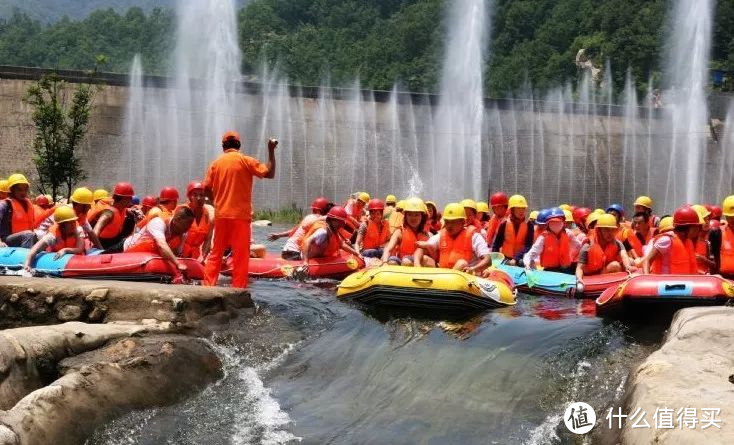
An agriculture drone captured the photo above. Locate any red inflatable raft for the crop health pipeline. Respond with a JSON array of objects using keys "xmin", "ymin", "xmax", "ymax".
[
  {"xmin": 224, "ymin": 253, "xmax": 364, "ymax": 279},
  {"xmin": 579, "ymin": 272, "xmax": 631, "ymax": 298},
  {"xmin": 63, "ymin": 253, "xmax": 204, "ymax": 282},
  {"xmin": 596, "ymin": 274, "xmax": 734, "ymax": 316}
]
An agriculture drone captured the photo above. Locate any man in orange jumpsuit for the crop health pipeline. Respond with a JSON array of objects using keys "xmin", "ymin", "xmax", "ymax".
[{"xmin": 203, "ymin": 131, "xmax": 277, "ymax": 287}]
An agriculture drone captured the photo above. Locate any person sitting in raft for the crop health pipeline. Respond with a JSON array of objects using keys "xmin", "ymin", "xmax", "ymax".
[
  {"xmin": 355, "ymin": 199, "xmax": 391, "ymax": 258},
  {"xmin": 344, "ymin": 192, "xmax": 369, "ymax": 237},
  {"xmin": 476, "ymin": 201, "xmax": 490, "ymax": 232},
  {"xmin": 0, "ymin": 179, "xmax": 9, "ymax": 200},
  {"xmin": 715, "ymin": 195, "xmax": 734, "ymax": 279},
  {"xmin": 633, "ymin": 195, "xmax": 660, "ymax": 228},
  {"xmin": 388, "ymin": 199, "xmax": 406, "ymax": 234},
  {"xmin": 383, "ymin": 194, "xmax": 397, "ymax": 221},
  {"xmin": 690, "ymin": 204, "xmax": 718, "ymax": 274},
  {"xmin": 492, "ymin": 195, "xmax": 535, "ymax": 266},
  {"xmin": 486, "ymin": 192, "xmax": 509, "ymax": 249},
  {"xmin": 460, "ymin": 199, "xmax": 483, "ymax": 232},
  {"xmin": 88, "ymin": 182, "xmax": 137, "ymax": 252},
  {"xmin": 424, "ymin": 200, "xmax": 442, "ymax": 234},
  {"xmin": 137, "ymin": 186, "xmax": 179, "ymax": 229},
  {"xmin": 523, "ymin": 207, "xmax": 581, "ymax": 274},
  {"xmin": 123, "ymin": 205, "xmax": 196, "ymax": 276},
  {"xmin": 35, "ymin": 187, "xmax": 103, "ymax": 250},
  {"xmin": 33, "ymin": 194, "xmax": 56, "ymax": 227},
  {"xmin": 269, "ymin": 197, "xmax": 332, "ymax": 260},
  {"xmin": 413, "ymin": 203, "xmax": 491, "ymax": 274},
  {"xmin": 642, "ymin": 205, "xmax": 700, "ymax": 275},
  {"xmin": 576, "ymin": 213, "xmax": 634, "ymax": 283},
  {"xmin": 0, "ymin": 174, "xmax": 38, "ymax": 248},
  {"xmin": 140, "ymin": 195, "xmax": 158, "ymax": 217},
  {"xmin": 381, "ymin": 197, "xmax": 430, "ymax": 266},
  {"xmin": 301, "ymin": 206, "xmax": 361, "ymax": 261},
  {"xmin": 23, "ymin": 206, "xmax": 85, "ymax": 272},
  {"xmin": 179, "ymin": 181, "xmax": 215, "ymax": 262},
  {"xmin": 623, "ymin": 212, "xmax": 655, "ymax": 262}
]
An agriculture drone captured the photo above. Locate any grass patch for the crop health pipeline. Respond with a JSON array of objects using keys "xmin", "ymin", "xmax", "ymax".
[{"xmin": 253, "ymin": 205, "xmax": 304, "ymax": 224}]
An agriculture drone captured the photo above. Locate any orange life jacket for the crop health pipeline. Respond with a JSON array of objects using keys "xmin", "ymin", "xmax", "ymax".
[
  {"xmin": 694, "ymin": 232, "xmax": 710, "ymax": 274},
  {"xmin": 485, "ymin": 215, "xmax": 505, "ymax": 247},
  {"xmin": 438, "ymin": 228, "xmax": 474, "ymax": 269},
  {"xmin": 720, "ymin": 227, "xmax": 734, "ymax": 275},
  {"xmin": 582, "ymin": 240, "xmax": 621, "ymax": 275},
  {"xmin": 397, "ymin": 226, "xmax": 429, "ymax": 258},
  {"xmin": 125, "ymin": 216, "xmax": 183, "ymax": 254},
  {"xmin": 626, "ymin": 228, "xmax": 655, "ymax": 257},
  {"xmin": 8, "ymin": 198, "xmax": 35, "ymax": 234},
  {"xmin": 540, "ymin": 231, "xmax": 572, "ymax": 269},
  {"xmin": 136, "ymin": 205, "xmax": 172, "ymax": 229},
  {"xmin": 650, "ymin": 233, "xmax": 697, "ymax": 275},
  {"xmin": 45, "ymin": 223, "xmax": 79, "ymax": 253},
  {"xmin": 33, "ymin": 205, "xmax": 56, "ymax": 229},
  {"xmin": 181, "ymin": 205, "xmax": 213, "ymax": 259},
  {"xmin": 533, "ymin": 225, "xmax": 543, "ymax": 241},
  {"xmin": 88, "ymin": 202, "xmax": 125, "ymax": 239},
  {"xmin": 500, "ymin": 220, "xmax": 528, "ymax": 259},
  {"xmin": 304, "ymin": 220, "xmax": 341, "ymax": 257},
  {"xmin": 363, "ymin": 219, "xmax": 390, "ymax": 250}
]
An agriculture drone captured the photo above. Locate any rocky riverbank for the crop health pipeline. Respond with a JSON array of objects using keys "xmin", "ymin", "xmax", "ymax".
[
  {"xmin": 621, "ymin": 306, "xmax": 734, "ymax": 444},
  {"xmin": 0, "ymin": 277, "xmax": 254, "ymax": 445}
]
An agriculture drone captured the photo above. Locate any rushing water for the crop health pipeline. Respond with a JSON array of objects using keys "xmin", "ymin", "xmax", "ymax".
[{"xmin": 87, "ymin": 225, "xmax": 668, "ymax": 445}]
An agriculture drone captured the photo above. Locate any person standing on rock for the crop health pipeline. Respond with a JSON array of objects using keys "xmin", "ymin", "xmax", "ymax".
[{"xmin": 203, "ymin": 131, "xmax": 277, "ymax": 288}]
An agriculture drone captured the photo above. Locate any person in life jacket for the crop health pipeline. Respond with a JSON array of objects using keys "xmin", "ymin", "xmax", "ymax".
[
  {"xmin": 691, "ymin": 204, "xmax": 718, "ymax": 274},
  {"xmin": 460, "ymin": 199, "xmax": 483, "ymax": 232},
  {"xmin": 632, "ymin": 215, "xmax": 673, "ymax": 269},
  {"xmin": 92, "ymin": 189, "xmax": 111, "ymax": 209},
  {"xmin": 633, "ymin": 195, "xmax": 660, "ymax": 228},
  {"xmin": 23, "ymin": 206, "xmax": 85, "ymax": 272},
  {"xmin": 178, "ymin": 181, "xmax": 215, "ymax": 261},
  {"xmin": 716, "ymin": 195, "xmax": 734, "ymax": 279},
  {"xmin": 572, "ymin": 207, "xmax": 592, "ymax": 243},
  {"xmin": 575, "ymin": 213, "xmax": 634, "ymax": 283},
  {"xmin": 414, "ymin": 203, "xmax": 491, "ymax": 274},
  {"xmin": 524, "ymin": 207, "xmax": 580, "ymax": 274},
  {"xmin": 0, "ymin": 174, "xmax": 38, "ymax": 248},
  {"xmin": 606, "ymin": 203, "xmax": 631, "ymax": 241},
  {"xmin": 137, "ymin": 187, "xmax": 179, "ymax": 229},
  {"xmin": 34, "ymin": 187, "xmax": 103, "ymax": 250},
  {"xmin": 383, "ymin": 194, "xmax": 397, "ymax": 221},
  {"xmin": 355, "ymin": 199, "xmax": 391, "ymax": 258},
  {"xmin": 88, "ymin": 182, "xmax": 136, "ymax": 252},
  {"xmin": 301, "ymin": 206, "xmax": 361, "ymax": 260},
  {"xmin": 140, "ymin": 195, "xmax": 158, "ymax": 216},
  {"xmin": 0, "ymin": 179, "xmax": 9, "ymax": 200},
  {"xmin": 33, "ymin": 195, "xmax": 56, "ymax": 227},
  {"xmin": 476, "ymin": 201, "xmax": 490, "ymax": 230},
  {"xmin": 485, "ymin": 192, "xmax": 509, "ymax": 249},
  {"xmin": 381, "ymin": 197, "xmax": 430, "ymax": 266},
  {"xmin": 270, "ymin": 197, "xmax": 333, "ymax": 260},
  {"xmin": 623, "ymin": 212, "xmax": 656, "ymax": 262},
  {"xmin": 492, "ymin": 194, "xmax": 535, "ymax": 266},
  {"xmin": 388, "ymin": 199, "xmax": 406, "ymax": 234},
  {"xmin": 124, "ymin": 205, "xmax": 196, "ymax": 276},
  {"xmin": 343, "ymin": 192, "xmax": 369, "ymax": 235},
  {"xmin": 533, "ymin": 209, "xmax": 551, "ymax": 241},
  {"xmin": 643, "ymin": 205, "xmax": 700, "ymax": 275},
  {"xmin": 424, "ymin": 200, "xmax": 442, "ymax": 234}
]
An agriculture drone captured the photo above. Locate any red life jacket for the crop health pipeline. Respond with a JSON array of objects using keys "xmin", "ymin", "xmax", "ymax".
[
  {"xmin": 540, "ymin": 231, "xmax": 572, "ymax": 269},
  {"xmin": 363, "ymin": 219, "xmax": 390, "ymax": 250},
  {"xmin": 650, "ymin": 233, "xmax": 697, "ymax": 275},
  {"xmin": 500, "ymin": 219, "xmax": 528, "ymax": 259},
  {"xmin": 8, "ymin": 198, "xmax": 35, "ymax": 233},
  {"xmin": 438, "ymin": 228, "xmax": 474, "ymax": 269},
  {"xmin": 397, "ymin": 226, "xmax": 429, "ymax": 258},
  {"xmin": 626, "ymin": 228, "xmax": 655, "ymax": 257},
  {"xmin": 45, "ymin": 223, "xmax": 79, "ymax": 253},
  {"xmin": 582, "ymin": 240, "xmax": 621, "ymax": 275}
]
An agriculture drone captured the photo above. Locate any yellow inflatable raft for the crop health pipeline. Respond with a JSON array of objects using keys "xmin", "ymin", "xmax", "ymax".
[{"xmin": 337, "ymin": 265, "xmax": 516, "ymax": 312}]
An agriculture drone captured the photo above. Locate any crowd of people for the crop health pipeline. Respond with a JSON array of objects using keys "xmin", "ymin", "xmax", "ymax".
[{"xmin": 2, "ymin": 130, "xmax": 733, "ymax": 288}]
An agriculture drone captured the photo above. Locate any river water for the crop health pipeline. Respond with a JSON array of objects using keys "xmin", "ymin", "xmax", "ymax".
[{"xmin": 87, "ymin": 225, "xmax": 669, "ymax": 445}]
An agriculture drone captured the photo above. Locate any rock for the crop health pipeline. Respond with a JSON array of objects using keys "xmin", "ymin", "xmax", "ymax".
[
  {"xmin": 87, "ymin": 305, "xmax": 107, "ymax": 322},
  {"xmin": 8, "ymin": 294, "xmax": 18, "ymax": 303},
  {"xmin": 56, "ymin": 305, "xmax": 82, "ymax": 321},
  {"xmin": 621, "ymin": 307, "xmax": 734, "ymax": 444},
  {"xmin": 84, "ymin": 288, "xmax": 108, "ymax": 302},
  {"xmin": 44, "ymin": 296, "xmax": 54, "ymax": 305},
  {"xmin": 252, "ymin": 219, "xmax": 272, "ymax": 226}
]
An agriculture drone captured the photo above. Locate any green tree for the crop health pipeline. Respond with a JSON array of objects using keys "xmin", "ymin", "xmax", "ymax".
[{"xmin": 24, "ymin": 69, "xmax": 100, "ymax": 199}]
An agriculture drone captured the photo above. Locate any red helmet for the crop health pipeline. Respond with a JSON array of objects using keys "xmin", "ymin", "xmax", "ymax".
[
  {"xmin": 367, "ymin": 198, "xmax": 385, "ymax": 211},
  {"xmin": 327, "ymin": 206, "xmax": 348, "ymax": 222},
  {"xmin": 310, "ymin": 197, "xmax": 329, "ymax": 212},
  {"xmin": 711, "ymin": 205, "xmax": 723, "ymax": 219},
  {"xmin": 186, "ymin": 181, "xmax": 204, "ymax": 197},
  {"xmin": 35, "ymin": 195, "xmax": 50, "ymax": 207},
  {"xmin": 572, "ymin": 207, "xmax": 592, "ymax": 226},
  {"xmin": 673, "ymin": 205, "xmax": 702, "ymax": 227},
  {"xmin": 222, "ymin": 131, "xmax": 240, "ymax": 144},
  {"xmin": 113, "ymin": 182, "xmax": 135, "ymax": 197},
  {"xmin": 159, "ymin": 187, "xmax": 180, "ymax": 202},
  {"xmin": 141, "ymin": 195, "xmax": 157, "ymax": 208},
  {"xmin": 490, "ymin": 192, "xmax": 509, "ymax": 207}
]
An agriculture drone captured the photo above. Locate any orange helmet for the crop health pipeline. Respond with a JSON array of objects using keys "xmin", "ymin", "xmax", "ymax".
[{"xmin": 222, "ymin": 131, "xmax": 240, "ymax": 144}]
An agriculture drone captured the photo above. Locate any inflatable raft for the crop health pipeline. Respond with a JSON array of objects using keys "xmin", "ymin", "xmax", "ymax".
[
  {"xmin": 224, "ymin": 252, "xmax": 364, "ymax": 280},
  {"xmin": 0, "ymin": 247, "xmax": 204, "ymax": 282},
  {"xmin": 336, "ymin": 265, "xmax": 516, "ymax": 312},
  {"xmin": 496, "ymin": 263, "xmax": 628, "ymax": 298},
  {"xmin": 596, "ymin": 274, "xmax": 734, "ymax": 316}
]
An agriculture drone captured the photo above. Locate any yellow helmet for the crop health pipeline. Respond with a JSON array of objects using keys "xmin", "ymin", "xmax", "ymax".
[
  {"xmin": 634, "ymin": 196, "xmax": 653, "ymax": 209},
  {"xmin": 559, "ymin": 204, "xmax": 572, "ymax": 212},
  {"xmin": 460, "ymin": 199, "xmax": 477, "ymax": 211},
  {"xmin": 691, "ymin": 204, "xmax": 711, "ymax": 219},
  {"xmin": 723, "ymin": 195, "xmax": 734, "ymax": 217},
  {"xmin": 563, "ymin": 209, "xmax": 573, "ymax": 222},
  {"xmin": 93, "ymin": 189, "xmax": 109, "ymax": 201},
  {"xmin": 476, "ymin": 201, "xmax": 489, "ymax": 213},
  {"xmin": 529, "ymin": 210, "xmax": 539, "ymax": 221},
  {"xmin": 425, "ymin": 200, "xmax": 437, "ymax": 210},
  {"xmin": 7, "ymin": 173, "xmax": 29, "ymax": 189},
  {"xmin": 396, "ymin": 200, "xmax": 406, "ymax": 211},
  {"xmin": 403, "ymin": 197, "xmax": 427, "ymax": 213},
  {"xmin": 357, "ymin": 192, "xmax": 370, "ymax": 204},
  {"xmin": 593, "ymin": 208, "xmax": 605, "ymax": 215},
  {"xmin": 586, "ymin": 213, "xmax": 600, "ymax": 227},
  {"xmin": 385, "ymin": 194, "xmax": 397, "ymax": 204},
  {"xmin": 53, "ymin": 205, "xmax": 78, "ymax": 224},
  {"xmin": 70, "ymin": 187, "xmax": 94, "ymax": 206},
  {"xmin": 442, "ymin": 203, "xmax": 466, "ymax": 221},
  {"xmin": 508, "ymin": 194, "xmax": 528, "ymax": 209},
  {"xmin": 658, "ymin": 216, "xmax": 674, "ymax": 232},
  {"xmin": 0, "ymin": 179, "xmax": 9, "ymax": 193},
  {"xmin": 595, "ymin": 213, "xmax": 619, "ymax": 229}
]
